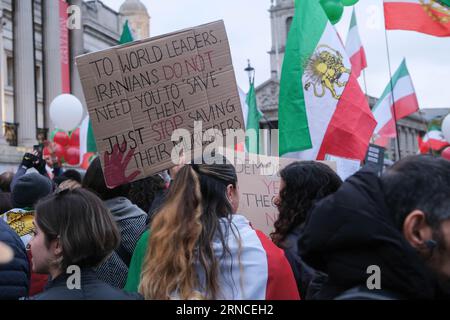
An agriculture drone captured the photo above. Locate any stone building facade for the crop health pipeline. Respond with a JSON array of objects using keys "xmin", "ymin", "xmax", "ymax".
[{"xmin": 0, "ymin": 0, "xmax": 150, "ymax": 171}]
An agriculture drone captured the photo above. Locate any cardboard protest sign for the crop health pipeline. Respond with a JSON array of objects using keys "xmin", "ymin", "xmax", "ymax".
[
  {"xmin": 76, "ymin": 21, "xmax": 244, "ymax": 188},
  {"xmin": 234, "ymin": 153, "xmax": 336, "ymax": 237}
]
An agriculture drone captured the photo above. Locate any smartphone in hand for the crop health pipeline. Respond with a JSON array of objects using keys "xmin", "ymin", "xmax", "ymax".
[{"xmin": 33, "ymin": 144, "xmax": 43, "ymax": 158}]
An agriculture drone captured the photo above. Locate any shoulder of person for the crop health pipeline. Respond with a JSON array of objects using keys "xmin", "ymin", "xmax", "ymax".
[
  {"xmin": 31, "ymin": 286, "xmax": 83, "ymax": 300},
  {"xmin": 334, "ymin": 286, "xmax": 403, "ymax": 300}
]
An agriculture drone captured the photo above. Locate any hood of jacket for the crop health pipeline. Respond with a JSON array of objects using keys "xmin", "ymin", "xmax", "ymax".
[
  {"xmin": 104, "ymin": 197, "xmax": 147, "ymax": 222},
  {"xmin": 299, "ymin": 165, "xmax": 438, "ymax": 299}
]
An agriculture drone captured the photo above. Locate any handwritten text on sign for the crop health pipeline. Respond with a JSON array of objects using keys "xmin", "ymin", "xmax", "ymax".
[
  {"xmin": 76, "ymin": 21, "xmax": 244, "ymax": 188},
  {"xmin": 235, "ymin": 154, "xmax": 337, "ymax": 236}
]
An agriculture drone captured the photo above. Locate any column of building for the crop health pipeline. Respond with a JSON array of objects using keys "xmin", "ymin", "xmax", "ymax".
[
  {"xmin": 43, "ymin": 0, "xmax": 62, "ymax": 134},
  {"xmin": 0, "ymin": 1, "xmax": 5, "ymax": 144},
  {"xmin": 14, "ymin": 0, "xmax": 36, "ymax": 146}
]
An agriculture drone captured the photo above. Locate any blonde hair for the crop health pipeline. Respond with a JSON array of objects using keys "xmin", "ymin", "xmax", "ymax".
[
  {"xmin": 139, "ymin": 166, "xmax": 203, "ymax": 299},
  {"xmin": 139, "ymin": 163, "xmax": 240, "ymax": 300}
]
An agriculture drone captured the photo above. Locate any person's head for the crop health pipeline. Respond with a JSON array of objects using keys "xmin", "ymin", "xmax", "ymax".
[
  {"xmin": 0, "ymin": 172, "xmax": 13, "ymax": 193},
  {"xmin": 381, "ymin": 155, "xmax": 450, "ymax": 283},
  {"xmin": 139, "ymin": 159, "xmax": 239, "ymax": 299},
  {"xmin": 61, "ymin": 169, "xmax": 82, "ymax": 184},
  {"xmin": 271, "ymin": 161, "xmax": 342, "ymax": 246},
  {"xmin": 52, "ymin": 175, "xmax": 68, "ymax": 186},
  {"xmin": 127, "ymin": 175, "xmax": 165, "ymax": 213},
  {"xmin": 82, "ymin": 157, "xmax": 130, "ymax": 200},
  {"xmin": 29, "ymin": 188, "xmax": 120, "ymax": 277},
  {"xmin": 11, "ymin": 173, "xmax": 53, "ymax": 209},
  {"xmin": 57, "ymin": 179, "xmax": 82, "ymax": 192}
]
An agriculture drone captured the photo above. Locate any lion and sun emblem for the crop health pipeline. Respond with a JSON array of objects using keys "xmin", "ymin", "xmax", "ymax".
[
  {"xmin": 419, "ymin": 0, "xmax": 450, "ymax": 23},
  {"xmin": 303, "ymin": 45, "xmax": 351, "ymax": 100}
]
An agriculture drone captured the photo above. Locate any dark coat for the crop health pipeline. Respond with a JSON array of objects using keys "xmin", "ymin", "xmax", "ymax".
[
  {"xmin": 0, "ymin": 219, "xmax": 30, "ymax": 299},
  {"xmin": 95, "ymin": 197, "xmax": 148, "ymax": 289},
  {"xmin": 32, "ymin": 269, "xmax": 142, "ymax": 300},
  {"xmin": 282, "ymin": 224, "xmax": 327, "ymax": 299},
  {"xmin": 298, "ymin": 165, "xmax": 445, "ymax": 300},
  {"xmin": 147, "ymin": 188, "xmax": 168, "ymax": 221}
]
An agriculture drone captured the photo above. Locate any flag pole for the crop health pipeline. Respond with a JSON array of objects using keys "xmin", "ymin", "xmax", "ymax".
[
  {"xmin": 362, "ymin": 70, "xmax": 373, "ymax": 153},
  {"xmin": 383, "ymin": 29, "xmax": 402, "ymax": 161},
  {"xmin": 362, "ymin": 69, "xmax": 369, "ymax": 100}
]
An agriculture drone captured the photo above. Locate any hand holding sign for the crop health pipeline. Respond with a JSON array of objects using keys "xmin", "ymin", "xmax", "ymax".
[{"xmin": 104, "ymin": 142, "xmax": 141, "ymax": 188}]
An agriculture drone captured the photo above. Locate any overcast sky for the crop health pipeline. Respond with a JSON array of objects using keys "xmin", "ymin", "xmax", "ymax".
[{"xmin": 98, "ymin": 0, "xmax": 449, "ymax": 109}]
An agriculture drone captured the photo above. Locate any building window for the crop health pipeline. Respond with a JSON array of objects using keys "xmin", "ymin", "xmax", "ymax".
[
  {"xmin": 286, "ymin": 17, "xmax": 293, "ymax": 37},
  {"xmin": 7, "ymin": 56, "xmax": 14, "ymax": 87}
]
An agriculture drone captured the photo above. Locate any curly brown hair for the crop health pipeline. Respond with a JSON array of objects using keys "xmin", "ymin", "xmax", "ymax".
[{"xmin": 271, "ymin": 161, "xmax": 342, "ymax": 247}]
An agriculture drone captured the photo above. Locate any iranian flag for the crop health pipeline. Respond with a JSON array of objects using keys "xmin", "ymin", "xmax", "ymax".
[
  {"xmin": 384, "ymin": 0, "xmax": 450, "ymax": 37},
  {"xmin": 372, "ymin": 59, "xmax": 419, "ymax": 146},
  {"xmin": 279, "ymin": 0, "xmax": 376, "ymax": 161},
  {"xmin": 345, "ymin": 8, "xmax": 367, "ymax": 78},
  {"xmin": 418, "ymin": 124, "xmax": 449, "ymax": 153}
]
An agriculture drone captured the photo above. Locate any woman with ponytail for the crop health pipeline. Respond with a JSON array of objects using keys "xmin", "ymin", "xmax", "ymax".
[{"xmin": 125, "ymin": 161, "xmax": 300, "ymax": 300}]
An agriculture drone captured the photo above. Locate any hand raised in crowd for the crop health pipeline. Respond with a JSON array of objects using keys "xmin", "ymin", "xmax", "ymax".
[
  {"xmin": 20, "ymin": 153, "xmax": 36, "ymax": 169},
  {"xmin": 32, "ymin": 150, "xmax": 47, "ymax": 175}
]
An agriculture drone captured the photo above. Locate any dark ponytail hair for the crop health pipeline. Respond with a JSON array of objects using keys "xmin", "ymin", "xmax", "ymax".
[{"xmin": 82, "ymin": 157, "xmax": 130, "ymax": 200}]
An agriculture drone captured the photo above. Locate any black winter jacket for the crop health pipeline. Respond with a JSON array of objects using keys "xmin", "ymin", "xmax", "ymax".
[
  {"xmin": 0, "ymin": 219, "xmax": 29, "ymax": 299},
  {"xmin": 299, "ymin": 165, "xmax": 447, "ymax": 300},
  {"xmin": 282, "ymin": 224, "xmax": 327, "ymax": 299},
  {"xmin": 32, "ymin": 269, "xmax": 142, "ymax": 300}
]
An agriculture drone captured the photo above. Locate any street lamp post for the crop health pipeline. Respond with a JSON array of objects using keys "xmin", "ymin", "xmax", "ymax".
[
  {"xmin": 244, "ymin": 59, "xmax": 255, "ymax": 85},
  {"xmin": 243, "ymin": 59, "xmax": 275, "ymax": 156}
]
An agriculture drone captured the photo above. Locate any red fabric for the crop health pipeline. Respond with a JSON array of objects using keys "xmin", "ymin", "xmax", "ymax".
[
  {"xmin": 418, "ymin": 134, "xmax": 450, "ymax": 154},
  {"xmin": 59, "ymin": 0, "xmax": 71, "ymax": 93},
  {"xmin": 384, "ymin": 2, "xmax": 450, "ymax": 37},
  {"xmin": 374, "ymin": 135, "xmax": 391, "ymax": 148},
  {"xmin": 418, "ymin": 135, "xmax": 430, "ymax": 154},
  {"xmin": 375, "ymin": 93, "xmax": 419, "ymax": 142},
  {"xmin": 393, "ymin": 93, "xmax": 419, "ymax": 119},
  {"xmin": 316, "ymin": 74, "xmax": 377, "ymax": 161},
  {"xmin": 255, "ymin": 230, "xmax": 301, "ymax": 300},
  {"xmin": 350, "ymin": 46, "xmax": 367, "ymax": 79},
  {"xmin": 27, "ymin": 251, "xmax": 48, "ymax": 297}
]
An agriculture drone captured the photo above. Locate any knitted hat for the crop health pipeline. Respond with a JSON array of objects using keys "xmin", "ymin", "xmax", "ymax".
[{"xmin": 11, "ymin": 173, "xmax": 53, "ymax": 209}]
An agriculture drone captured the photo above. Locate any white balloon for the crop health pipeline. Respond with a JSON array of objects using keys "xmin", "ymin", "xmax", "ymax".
[
  {"xmin": 50, "ymin": 94, "xmax": 84, "ymax": 132},
  {"xmin": 442, "ymin": 114, "xmax": 450, "ymax": 144}
]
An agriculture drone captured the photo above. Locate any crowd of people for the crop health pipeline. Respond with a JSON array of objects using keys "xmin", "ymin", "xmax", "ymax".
[{"xmin": 0, "ymin": 148, "xmax": 449, "ymax": 300}]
